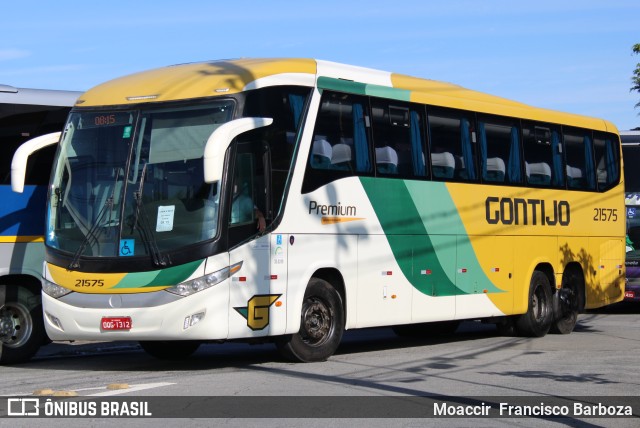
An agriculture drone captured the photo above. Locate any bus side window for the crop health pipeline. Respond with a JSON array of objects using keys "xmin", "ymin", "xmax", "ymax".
[
  {"xmin": 370, "ymin": 99, "xmax": 426, "ymax": 178},
  {"xmin": 0, "ymin": 104, "xmax": 70, "ymax": 185},
  {"xmin": 522, "ymin": 123, "xmax": 563, "ymax": 188},
  {"xmin": 229, "ymin": 153, "xmax": 256, "ymax": 227},
  {"xmin": 427, "ymin": 108, "xmax": 477, "ymax": 182},
  {"xmin": 310, "ymin": 92, "xmax": 371, "ymax": 173},
  {"xmin": 593, "ymin": 133, "xmax": 620, "ymax": 190},
  {"xmin": 242, "ymin": 86, "xmax": 312, "ymax": 220},
  {"xmin": 302, "ymin": 92, "xmax": 373, "ymax": 193},
  {"xmin": 477, "ymin": 115, "xmax": 522, "ymax": 184},
  {"xmin": 563, "ymin": 128, "xmax": 596, "ymax": 190}
]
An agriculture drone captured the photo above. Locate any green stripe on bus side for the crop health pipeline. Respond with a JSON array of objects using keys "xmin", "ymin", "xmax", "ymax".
[
  {"xmin": 360, "ymin": 178, "xmax": 502, "ymax": 296},
  {"xmin": 404, "ymin": 181, "xmax": 503, "ymax": 295},
  {"xmin": 317, "ymin": 77, "xmax": 368, "ymax": 95},
  {"xmin": 365, "ymin": 85, "xmax": 411, "ymax": 101},
  {"xmin": 361, "ymin": 178, "xmax": 462, "ymax": 296},
  {"xmin": 112, "ymin": 259, "xmax": 203, "ymax": 288},
  {"xmin": 316, "ymin": 77, "xmax": 411, "ymax": 101}
]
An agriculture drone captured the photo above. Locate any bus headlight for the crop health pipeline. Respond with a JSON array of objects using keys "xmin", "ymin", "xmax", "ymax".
[
  {"xmin": 165, "ymin": 262, "xmax": 242, "ymax": 297},
  {"xmin": 42, "ymin": 278, "xmax": 73, "ymax": 298}
]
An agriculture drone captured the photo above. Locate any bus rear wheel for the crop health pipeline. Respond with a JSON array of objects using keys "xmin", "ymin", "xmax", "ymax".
[
  {"xmin": 139, "ymin": 341, "xmax": 200, "ymax": 360},
  {"xmin": 551, "ymin": 268, "xmax": 582, "ymax": 334},
  {"xmin": 516, "ymin": 270, "xmax": 553, "ymax": 337},
  {"xmin": 0, "ymin": 284, "xmax": 46, "ymax": 365},
  {"xmin": 276, "ymin": 278, "xmax": 344, "ymax": 362}
]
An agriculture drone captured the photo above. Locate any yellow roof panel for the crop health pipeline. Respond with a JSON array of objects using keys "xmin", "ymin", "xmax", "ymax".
[
  {"xmin": 76, "ymin": 58, "xmax": 317, "ymax": 107},
  {"xmin": 74, "ymin": 57, "xmax": 615, "ymax": 132}
]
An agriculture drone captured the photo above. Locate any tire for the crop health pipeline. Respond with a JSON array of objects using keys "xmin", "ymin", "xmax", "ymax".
[
  {"xmin": 496, "ymin": 317, "xmax": 518, "ymax": 337},
  {"xmin": 550, "ymin": 269, "xmax": 582, "ymax": 334},
  {"xmin": 392, "ymin": 321, "xmax": 460, "ymax": 338},
  {"xmin": 516, "ymin": 270, "xmax": 553, "ymax": 337},
  {"xmin": 0, "ymin": 284, "xmax": 46, "ymax": 364},
  {"xmin": 139, "ymin": 341, "xmax": 200, "ymax": 360},
  {"xmin": 276, "ymin": 278, "xmax": 344, "ymax": 362}
]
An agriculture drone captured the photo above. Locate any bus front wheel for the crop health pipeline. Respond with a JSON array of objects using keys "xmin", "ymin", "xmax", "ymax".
[
  {"xmin": 276, "ymin": 278, "xmax": 344, "ymax": 362},
  {"xmin": 0, "ymin": 284, "xmax": 46, "ymax": 364},
  {"xmin": 516, "ymin": 270, "xmax": 553, "ymax": 337}
]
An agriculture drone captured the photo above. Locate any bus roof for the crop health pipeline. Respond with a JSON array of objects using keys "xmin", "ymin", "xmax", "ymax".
[
  {"xmin": 0, "ymin": 85, "xmax": 82, "ymax": 106},
  {"xmin": 75, "ymin": 58, "xmax": 617, "ymax": 133},
  {"xmin": 621, "ymin": 130, "xmax": 640, "ymax": 145}
]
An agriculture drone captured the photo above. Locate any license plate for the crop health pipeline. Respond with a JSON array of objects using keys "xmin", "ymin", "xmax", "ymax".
[
  {"xmin": 101, "ymin": 317, "xmax": 132, "ymax": 331},
  {"xmin": 625, "ymin": 291, "xmax": 635, "ymax": 299}
]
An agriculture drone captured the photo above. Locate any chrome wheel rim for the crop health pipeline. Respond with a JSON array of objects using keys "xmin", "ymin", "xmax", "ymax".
[{"xmin": 0, "ymin": 302, "xmax": 32, "ymax": 348}]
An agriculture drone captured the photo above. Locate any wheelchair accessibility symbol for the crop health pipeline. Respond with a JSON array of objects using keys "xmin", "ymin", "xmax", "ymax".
[{"xmin": 119, "ymin": 239, "xmax": 135, "ymax": 256}]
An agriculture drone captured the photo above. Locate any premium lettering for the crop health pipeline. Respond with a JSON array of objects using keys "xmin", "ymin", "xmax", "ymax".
[
  {"xmin": 309, "ymin": 201, "xmax": 357, "ymax": 216},
  {"xmin": 485, "ymin": 197, "xmax": 570, "ymax": 226}
]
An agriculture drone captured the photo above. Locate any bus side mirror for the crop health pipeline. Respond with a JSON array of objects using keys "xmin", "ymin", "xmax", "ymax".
[
  {"xmin": 11, "ymin": 132, "xmax": 61, "ymax": 193},
  {"xmin": 203, "ymin": 117, "xmax": 273, "ymax": 183}
]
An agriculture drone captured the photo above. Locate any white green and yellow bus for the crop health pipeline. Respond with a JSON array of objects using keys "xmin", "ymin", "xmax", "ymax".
[
  {"xmin": 12, "ymin": 59, "xmax": 625, "ymax": 362},
  {"xmin": 1, "ymin": 85, "xmax": 80, "ymax": 363}
]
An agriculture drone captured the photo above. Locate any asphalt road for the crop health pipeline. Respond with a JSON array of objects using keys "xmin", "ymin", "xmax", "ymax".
[{"xmin": 1, "ymin": 302, "xmax": 639, "ymax": 427}]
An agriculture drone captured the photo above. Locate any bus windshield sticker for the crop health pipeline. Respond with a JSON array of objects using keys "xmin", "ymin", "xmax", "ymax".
[{"xmin": 156, "ymin": 205, "xmax": 175, "ymax": 232}]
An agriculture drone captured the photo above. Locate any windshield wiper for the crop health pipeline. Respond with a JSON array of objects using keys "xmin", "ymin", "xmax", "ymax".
[
  {"xmin": 130, "ymin": 163, "xmax": 169, "ymax": 267},
  {"xmin": 68, "ymin": 196, "xmax": 114, "ymax": 270},
  {"xmin": 68, "ymin": 169, "xmax": 121, "ymax": 270}
]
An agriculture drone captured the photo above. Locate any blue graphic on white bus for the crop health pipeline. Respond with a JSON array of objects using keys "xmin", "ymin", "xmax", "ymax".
[{"xmin": 119, "ymin": 239, "xmax": 134, "ymax": 256}]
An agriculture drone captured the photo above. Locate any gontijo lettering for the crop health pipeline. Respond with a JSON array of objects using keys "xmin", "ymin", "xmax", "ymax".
[{"xmin": 485, "ymin": 196, "xmax": 570, "ymax": 226}]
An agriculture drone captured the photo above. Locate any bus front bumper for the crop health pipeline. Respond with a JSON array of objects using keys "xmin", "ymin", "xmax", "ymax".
[{"xmin": 41, "ymin": 286, "xmax": 231, "ymax": 341}]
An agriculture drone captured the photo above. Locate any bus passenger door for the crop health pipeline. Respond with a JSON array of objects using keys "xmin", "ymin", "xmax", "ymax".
[{"xmin": 226, "ymin": 141, "xmax": 284, "ymax": 338}]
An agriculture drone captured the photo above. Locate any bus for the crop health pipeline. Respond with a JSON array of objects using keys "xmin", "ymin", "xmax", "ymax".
[
  {"xmin": 622, "ymin": 130, "xmax": 640, "ymax": 301},
  {"xmin": 1, "ymin": 85, "xmax": 80, "ymax": 363},
  {"xmin": 11, "ymin": 59, "xmax": 625, "ymax": 362}
]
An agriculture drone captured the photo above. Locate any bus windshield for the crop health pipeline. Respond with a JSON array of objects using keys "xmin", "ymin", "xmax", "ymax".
[{"xmin": 48, "ymin": 101, "xmax": 234, "ymax": 259}]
